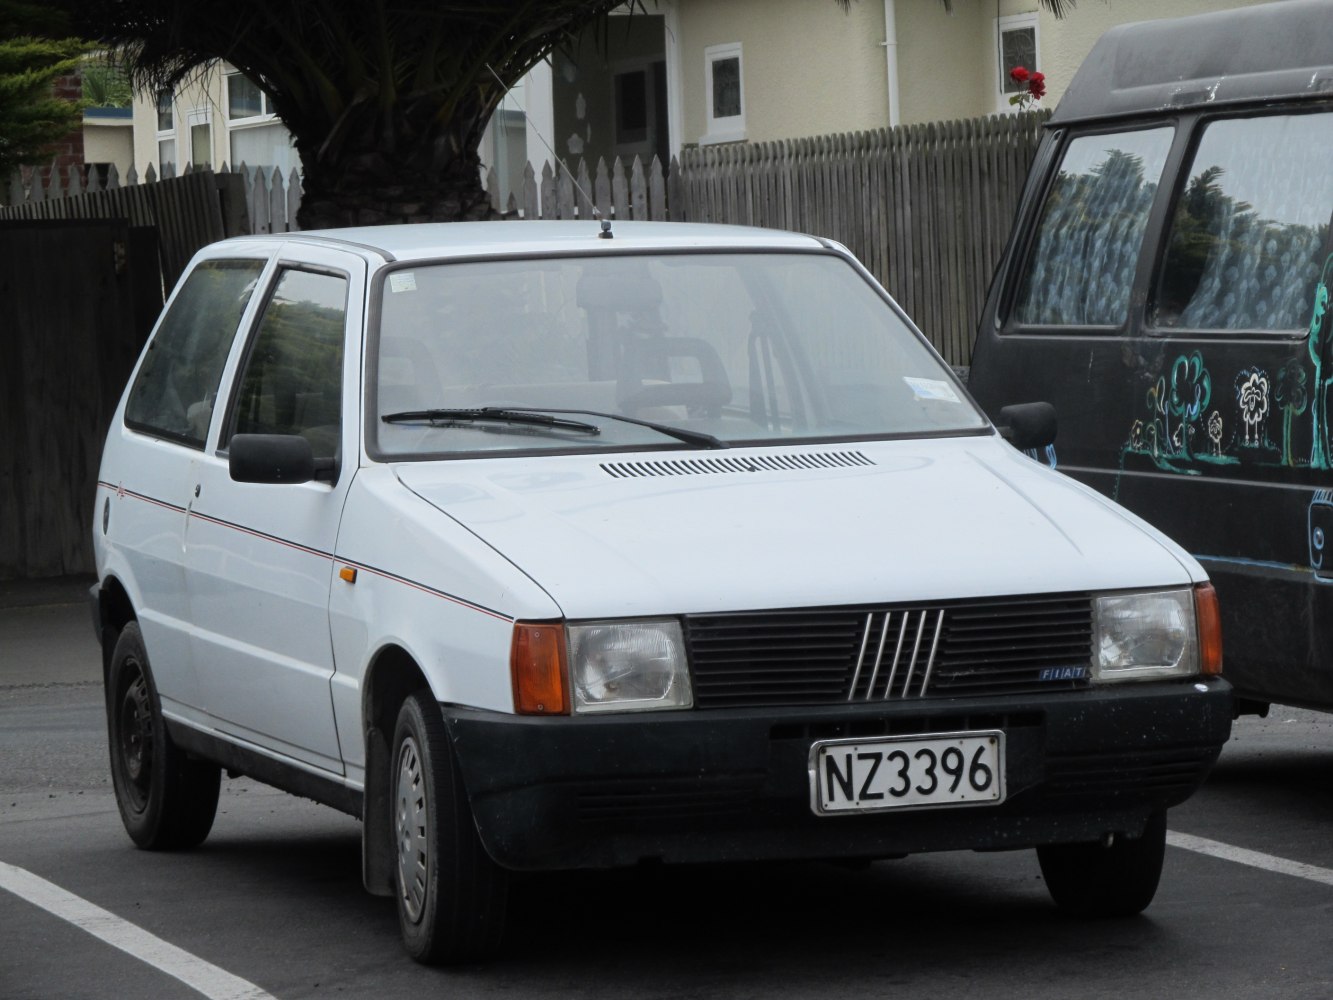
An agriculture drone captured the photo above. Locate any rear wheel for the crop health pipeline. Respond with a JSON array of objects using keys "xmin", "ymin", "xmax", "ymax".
[
  {"xmin": 1037, "ymin": 810, "xmax": 1167, "ymax": 917},
  {"xmin": 106, "ymin": 622, "xmax": 220, "ymax": 849},
  {"xmin": 392, "ymin": 692, "xmax": 508, "ymax": 964}
]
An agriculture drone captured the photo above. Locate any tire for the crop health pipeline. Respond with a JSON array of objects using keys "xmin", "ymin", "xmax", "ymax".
[
  {"xmin": 106, "ymin": 622, "xmax": 221, "ymax": 850},
  {"xmin": 392, "ymin": 692, "xmax": 509, "ymax": 965},
  {"xmin": 1037, "ymin": 810, "xmax": 1167, "ymax": 918}
]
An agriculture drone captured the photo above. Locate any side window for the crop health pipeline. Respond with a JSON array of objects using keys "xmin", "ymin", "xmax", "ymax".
[
  {"xmin": 1013, "ymin": 128, "xmax": 1173, "ymax": 327},
  {"xmin": 124, "ymin": 259, "xmax": 264, "ymax": 448},
  {"xmin": 229, "ymin": 268, "xmax": 348, "ymax": 460},
  {"xmin": 1153, "ymin": 113, "xmax": 1333, "ymax": 332}
]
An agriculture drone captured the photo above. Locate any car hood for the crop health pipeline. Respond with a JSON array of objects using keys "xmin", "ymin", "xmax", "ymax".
[{"xmin": 393, "ymin": 436, "xmax": 1197, "ymax": 619}]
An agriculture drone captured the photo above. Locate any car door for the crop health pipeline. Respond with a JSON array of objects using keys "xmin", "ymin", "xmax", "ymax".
[
  {"xmin": 109, "ymin": 255, "xmax": 270, "ymax": 717},
  {"xmin": 184, "ymin": 247, "xmax": 364, "ymax": 772}
]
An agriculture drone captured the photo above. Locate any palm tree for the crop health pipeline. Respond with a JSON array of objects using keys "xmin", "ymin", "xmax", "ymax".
[
  {"xmin": 58, "ymin": 0, "xmax": 1073, "ymax": 229},
  {"xmin": 60, "ymin": 0, "xmax": 630, "ymax": 228}
]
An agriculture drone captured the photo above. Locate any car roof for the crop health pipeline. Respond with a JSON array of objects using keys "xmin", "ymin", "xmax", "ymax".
[
  {"xmin": 229, "ymin": 220, "xmax": 827, "ymax": 263},
  {"xmin": 1050, "ymin": 0, "xmax": 1333, "ymax": 126}
]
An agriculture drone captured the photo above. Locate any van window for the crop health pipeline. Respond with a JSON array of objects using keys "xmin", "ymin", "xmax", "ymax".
[
  {"xmin": 124, "ymin": 259, "xmax": 265, "ymax": 448},
  {"xmin": 1152, "ymin": 113, "xmax": 1333, "ymax": 332},
  {"xmin": 1013, "ymin": 128, "xmax": 1173, "ymax": 327}
]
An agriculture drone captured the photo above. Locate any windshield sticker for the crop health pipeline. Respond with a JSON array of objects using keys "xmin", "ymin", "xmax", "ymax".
[
  {"xmin": 389, "ymin": 272, "xmax": 417, "ymax": 294},
  {"xmin": 904, "ymin": 377, "xmax": 960, "ymax": 403}
]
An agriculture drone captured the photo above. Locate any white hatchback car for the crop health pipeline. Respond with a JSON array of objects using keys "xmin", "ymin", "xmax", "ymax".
[{"xmin": 92, "ymin": 221, "xmax": 1232, "ymax": 964}]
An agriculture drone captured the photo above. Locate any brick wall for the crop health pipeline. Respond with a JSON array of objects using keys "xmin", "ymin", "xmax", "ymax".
[{"xmin": 29, "ymin": 73, "xmax": 86, "ymax": 188}]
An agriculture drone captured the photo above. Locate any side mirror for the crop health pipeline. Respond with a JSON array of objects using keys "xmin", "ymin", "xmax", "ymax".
[
  {"xmin": 229, "ymin": 433, "xmax": 317, "ymax": 484},
  {"xmin": 997, "ymin": 402, "xmax": 1057, "ymax": 451}
]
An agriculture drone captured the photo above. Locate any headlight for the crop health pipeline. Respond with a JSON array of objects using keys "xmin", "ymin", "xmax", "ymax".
[
  {"xmin": 1092, "ymin": 588, "xmax": 1198, "ymax": 682},
  {"xmin": 568, "ymin": 620, "xmax": 692, "ymax": 714}
]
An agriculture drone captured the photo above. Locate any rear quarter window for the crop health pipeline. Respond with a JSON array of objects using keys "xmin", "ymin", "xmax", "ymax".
[
  {"xmin": 124, "ymin": 259, "xmax": 265, "ymax": 447},
  {"xmin": 1013, "ymin": 128, "xmax": 1173, "ymax": 327}
]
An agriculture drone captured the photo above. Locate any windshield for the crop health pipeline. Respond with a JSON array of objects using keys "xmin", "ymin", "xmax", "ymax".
[{"xmin": 371, "ymin": 251, "xmax": 986, "ymax": 458}]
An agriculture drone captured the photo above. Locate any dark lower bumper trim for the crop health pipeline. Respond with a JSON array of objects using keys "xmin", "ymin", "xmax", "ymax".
[{"xmin": 445, "ymin": 679, "xmax": 1232, "ymax": 870}]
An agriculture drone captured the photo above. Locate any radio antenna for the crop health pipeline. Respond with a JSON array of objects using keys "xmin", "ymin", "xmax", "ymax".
[{"xmin": 485, "ymin": 63, "xmax": 612, "ymax": 238}]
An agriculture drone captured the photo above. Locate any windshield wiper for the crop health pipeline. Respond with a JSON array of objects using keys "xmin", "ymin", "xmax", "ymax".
[
  {"xmin": 381, "ymin": 407, "xmax": 601, "ymax": 436},
  {"xmin": 511, "ymin": 407, "xmax": 729, "ymax": 450}
]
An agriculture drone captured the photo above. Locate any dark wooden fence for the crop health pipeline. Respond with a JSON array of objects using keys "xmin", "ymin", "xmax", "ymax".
[
  {"xmin": 0, "ymin": 170, "xmax": 247, "ymax": 291},
  {"xmin": 0, "ymin": 220, "xmax": 162, "ymax": 579}
]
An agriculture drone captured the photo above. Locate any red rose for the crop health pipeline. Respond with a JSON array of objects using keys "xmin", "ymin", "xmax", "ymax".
[
  {"xmin": 1028, "ymin": 76, "xmax": 1047, "ymax": 100},
  {"xmin": 1009, "ymin": 66, "xmax": 1030, "ymax": 83}
]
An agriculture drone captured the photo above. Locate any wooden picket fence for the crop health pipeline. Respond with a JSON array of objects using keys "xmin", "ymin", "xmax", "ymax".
[
  {"xmin": 3, "ymin": 110, "xmax": 1049, "ymax": 363},
  {"xmin": 674, "ymin": 112, "xmax": 1050, "ymax": 365}
]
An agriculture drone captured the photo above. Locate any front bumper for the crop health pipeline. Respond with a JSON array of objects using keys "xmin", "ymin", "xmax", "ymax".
[{"xmin": 445, "ymin": 678, "xmax": 1232, "ymax": 871}]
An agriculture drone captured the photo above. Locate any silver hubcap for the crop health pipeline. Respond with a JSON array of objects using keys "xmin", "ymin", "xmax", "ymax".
[{"xmin": 395, "ymin": 735, "xmax": 428, "ymax": 924}]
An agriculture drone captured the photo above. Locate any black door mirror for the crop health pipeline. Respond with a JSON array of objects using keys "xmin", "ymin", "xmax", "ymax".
[
  {"xmin": 997, "ymin": 402, "xmax": 1057, "ymax": 451},
  {"xmin": 229, "ymin": 433, "xmax": 317, "ymax": 484}
]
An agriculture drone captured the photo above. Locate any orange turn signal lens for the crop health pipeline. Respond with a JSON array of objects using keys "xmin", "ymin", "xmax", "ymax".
[
  {"xmin": 1194, "ymin": 583, "xmax": 1223, "ymax": 676},
  {"xmin": 512, "ymin": 622, "xmax": 569, "ymax": 715}
]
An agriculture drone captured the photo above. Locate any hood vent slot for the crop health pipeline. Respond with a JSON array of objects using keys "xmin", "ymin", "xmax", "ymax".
[{"xmin": 601, "ymin": 450, "xmax": 875, "ymax": 479}]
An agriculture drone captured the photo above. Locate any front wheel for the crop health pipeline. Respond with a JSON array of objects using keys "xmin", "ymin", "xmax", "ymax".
[
  {"xmin": 106, "ymin": 622, "xmax": 221, "ymax": 850},
  {"xmin": 1037, "ymin": 810, "xmax": 1167, "ymax": 917},
  {"xmin": 392, "ymin": 692, "xmax": 509, "ymax": 964}
]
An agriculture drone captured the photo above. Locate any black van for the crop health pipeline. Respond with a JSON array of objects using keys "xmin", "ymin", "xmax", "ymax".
[{"xmin": 968, "ymin": 0, "xmax": 1333, "ymax": 713}]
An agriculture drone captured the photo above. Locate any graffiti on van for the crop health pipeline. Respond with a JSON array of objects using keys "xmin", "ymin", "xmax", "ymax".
[
  {"xmin": 1307, "ymin": 253, "xmax": 1333, "ymax": 468},
  {"xmin": 1023, "ymin": 444, "xmax": 1058, "ymax": 469},
  {"xmin": 1121, "ymin": 254, "xmax": 1333, "ymax": 475},
  {"xmin": 1309, "ymin": 490, "xmax": 1333, "ymax": 582},
  {"xmin": 1275, "ymin": 358, "xmax": 1309, "ymax": 466}
]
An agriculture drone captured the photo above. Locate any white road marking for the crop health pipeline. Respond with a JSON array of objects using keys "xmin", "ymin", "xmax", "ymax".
[
  {"xmin": 0, "ymin": 861, "xmax": 276, "ymax": 1000},
  {"xmin": 1168, "ymin": 831, "xmax": 1333, "ymax": 887}
]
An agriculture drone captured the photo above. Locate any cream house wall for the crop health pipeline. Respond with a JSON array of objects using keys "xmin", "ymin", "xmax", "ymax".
[
  {"xmin": 83, "ymin": 119, "xmax": 134, "ymax": 176},
  {"xmin": 131, "ymin": 70, "xmax": 231, "ymax": 173},
  {"xmin": 678, "ymin": 0, "xmax": 889, "ymax": 145},
  {"xmin": 673, "ymin": 0, "xmax": 1287, "ymax": 146},
  {"xmin": 894, "ymin": 2, "xmax": 993, "ymax": 126}
]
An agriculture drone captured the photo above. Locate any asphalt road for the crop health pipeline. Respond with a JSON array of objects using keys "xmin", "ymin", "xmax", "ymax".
[{"xmin": 3, "ymin": 583, "xmax": 1332, "ymax": 999}]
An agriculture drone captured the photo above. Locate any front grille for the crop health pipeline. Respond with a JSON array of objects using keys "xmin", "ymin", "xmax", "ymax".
[{"xmin": 685, "ymin": 593, "xmax": 1093, "ymax": 709}]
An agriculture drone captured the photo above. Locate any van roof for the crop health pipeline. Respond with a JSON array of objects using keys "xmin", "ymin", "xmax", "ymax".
[{"xmin": 1050, "ymin": 0, "xmax": 1333, "ymax": 126}]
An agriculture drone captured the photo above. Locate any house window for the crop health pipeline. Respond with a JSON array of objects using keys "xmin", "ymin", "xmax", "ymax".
[
  {"xmin": 156, "ymin": 90, "xmax": 175, "ymax": 174},
  {"xmin": 703, "ymin": 43, "xmax": 744, "ymax": 145},
  {"xmin": 227, "ymin": 73, "xmax": 269, "ymax": 121},
  {"xmin": 225, "ymin": 71, "xmax": 297, "ymax": 176},
  {"xmin": 997, "ymin": 13, "xmax": 1039, "ymax": 112},
  {"xmin": 188, "ymin": 109, "xmax": 212, "ymax": 169},
  {"xmin": 616, "ymin": 69, "xmax": 649, "ymax": 147}
]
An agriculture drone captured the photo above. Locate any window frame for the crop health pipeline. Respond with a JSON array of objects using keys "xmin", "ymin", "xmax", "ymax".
[
  {"xmin": 1000, "ymin": 120, "xmax": 1180, "ymax": 334},
  {"xmin": 995, "ymin": 12, "xmax": 1040, "ymax": 115},
  {"xmin": 155, "ymin": 90, "xmax": 176, "ymax": 175},
  {"xmin": 362, "ymin": 246, "xmax": 987, "ymax": 464},
  {"xmin": 701, "ymin": 42, "xmax": 745, "ymax": 146},
  {"xmin": 123, "ymin": 257, "xmax": 269, "ymax": 450},
  {"xmin": 1144, "ymin": 105, "xmax": 1333, "ymax": 341},
  {"xmin": 219, "ymin": 262, "xmax": 353, "ymax": 458},
  {"xmin": 225, "ymin": 71, "xmax": 274, "ymax": 126}
]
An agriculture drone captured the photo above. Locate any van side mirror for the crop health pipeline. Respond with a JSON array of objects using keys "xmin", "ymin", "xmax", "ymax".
[
  {"xmin": 997, "ymin": 402, "xmax": 1057, "ymax": 451},
  {"xmin": 229, "ymin": 433, "xmax": 319, "ymax": 484}
]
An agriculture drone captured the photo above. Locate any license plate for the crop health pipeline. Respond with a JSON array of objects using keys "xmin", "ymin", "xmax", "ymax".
[{"xmin": 809, "ymin": 731, "xmax": 1005, "ymax": 815}]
